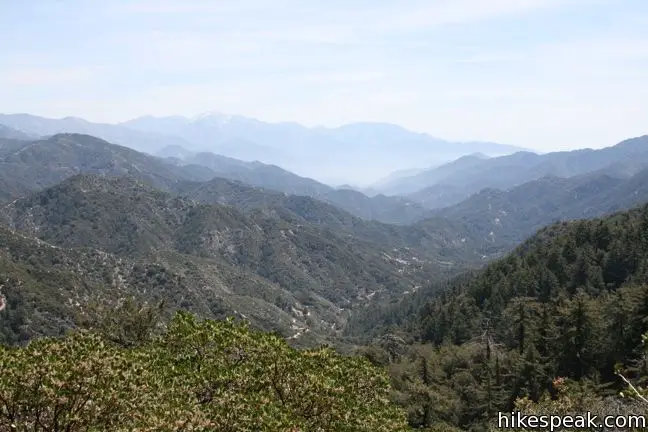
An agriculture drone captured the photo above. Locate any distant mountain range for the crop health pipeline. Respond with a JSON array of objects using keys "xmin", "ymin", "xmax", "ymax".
[
  {"xmin": 376, "ymin": 135, "xmax": 648, "ymax": 208},
  {"xmin": 0, "ymin": 124, "xmax": 36, "ymax": 140},
  {"xmin": 0, "ymin": 113, "xmax": 193, "ymax": 154},
  {"xmin": 123, "ymin": 115, "xmax": 525, "ymax": 185},
  {"xmin": 4, "ymin": 131, "xmax": 648, "ymax": 263},
  {"xmin": 429, "ymin": 168, "xmax": 648, "ymax": 248},
  {"xmin": 174, "ymin": 152, "xmax": 433, "ymax": 224},
  {"xmin": 374, "ymin": 153, "xmax": 491, "ymax": 196},
  {"xmin": 0, "ymin": 113, "xmax": 526, "ymax": 185},
  {"xmin": 0, "ymin": 133, "xmax": 431, "ymax": 224}
]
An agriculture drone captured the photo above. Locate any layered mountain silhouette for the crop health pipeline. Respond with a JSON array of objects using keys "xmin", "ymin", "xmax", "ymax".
[
  {"xmin": 376, "ymin": 135, "xmax": 648, "ymax": 209},
  {"xmin": 0, "ymin": 132, "xmax": 432, "ymax": 224},
  {"xmin": 0, "ymin": 113, "xmax": 525, "ymax": 185},
  {"xmin": 0, "ymin": 124, "xmax": 35, "ymax": 140},
  {"xmin": 429, "ymin": 168, "xmax": 648, "ymax": 248}
]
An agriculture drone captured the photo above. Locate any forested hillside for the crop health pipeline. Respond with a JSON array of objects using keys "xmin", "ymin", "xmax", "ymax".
[
  {"xmin": 351, "ymin": 203, "xmax": 648, "ymax": 430},
  {"xmin": 0, "ymin": 174, "xmax": 468, "ymax": 347},
  {"xmin": 175, "ymin": 176, "xmax": 491, "ymax": 263},
  {"xmin": 4, "ymin": 198, "xmax": 648, "ymax": 431}
]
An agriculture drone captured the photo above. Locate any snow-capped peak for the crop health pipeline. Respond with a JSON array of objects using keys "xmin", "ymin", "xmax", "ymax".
[{"xmin": 190, "ymin": 111, "xmax": 233, "ymax": 125}]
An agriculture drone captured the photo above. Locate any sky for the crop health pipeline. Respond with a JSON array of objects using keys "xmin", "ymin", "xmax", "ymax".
[{"xmin": 1, "ymin": 0, "xmax": 647, "ymax": 152}]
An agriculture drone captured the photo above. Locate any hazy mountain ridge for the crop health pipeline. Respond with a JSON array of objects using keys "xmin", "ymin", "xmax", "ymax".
[
  {"xmin": 0, "ymin": 134, "xmax": 481, "ymax": 265},
  {"xmin": 166, "ymin": 150, "xmax": 434, "ymax": 224},
  {"xmin": 0, "ymin": 133, "xmax": 431, "ymax": 224},
  {"xmin": 387, "ymin": 135, "xmax": 648, "ymax": 209},
  {"xmin": 0, "ymin": 113, "xmax": 525, "ymax": 186},
  {"xmin": 0, "ymin": 113, "xmax": 194, "ymax": 154},
  {"xmin": 429, "ymin": 168, "xmax": 648, "ymax": 248},
  {"xmin": 0, "ymin": 133, "xmax": 189, "ymax": 200},
  {"xmin": 3, "ymin": 132, "xmax": 647, "ymax": 265},
  {"xmin": 126, "ymin": 115, "xmax": 525, "ymax": 184},
  {"xmin": 0, "ymin": 123, "xmax": 35, "ymax": 140},
  {"xmin": 375, "ymin": 153, "xmax": 490, "ymax": 195}
]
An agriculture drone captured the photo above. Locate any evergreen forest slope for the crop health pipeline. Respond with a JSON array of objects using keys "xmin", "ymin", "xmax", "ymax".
[{"xmin": 350, "ymin": 202, "xmax": 648, "ymax": 430}]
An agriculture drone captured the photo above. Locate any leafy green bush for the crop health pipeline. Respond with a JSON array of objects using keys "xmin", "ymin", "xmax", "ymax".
[{"xmin": 0, "ymin": 311, "xmax": 409, "ymax": 431}]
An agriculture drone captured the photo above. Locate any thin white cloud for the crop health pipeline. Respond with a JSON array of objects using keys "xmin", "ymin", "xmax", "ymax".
[
  {"xmin": 0, "ymin": 66, "xmax": 100, "ymax": 87},
  {"xmin": 512, "ymin": 36, "xmax": 648, "ymax": 83},
  {"xmin": 372, "ymin": 0, "xmax": 576, "ymax": 32},
  {"xmin": 109, "ymin": 0, "xmax": 578, "ymax": 39},
  {"xmin": 98, "ymin": 0, "xmax": 584, "ymax": 80},
  {"xmin": 106, "ymin": 0, "xmax": 278, "ymax": 14},
  {"xmin": 449, "ymin": 34, "xmax": 648, "ymax": 81},
  {"xmin": 107, "ymin": 29, "xmax": 377, "ymax": 78},
  {"xmin": 284, "ymin": 71, "xmax": 390, "ymax": 84},
  {"xmin": 454, "ymin": 53, "xmax": 519, "ymax": 64}
]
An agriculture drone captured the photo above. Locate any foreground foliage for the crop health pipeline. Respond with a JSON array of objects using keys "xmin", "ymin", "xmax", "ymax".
[{"xmin": 0, "ymin": 311, "xmax": 409, "ymax": 431}]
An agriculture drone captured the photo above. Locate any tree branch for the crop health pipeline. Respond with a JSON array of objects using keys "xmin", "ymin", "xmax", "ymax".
[{"xmin": 617, "ymin": 373, "xmax": 648, "ymax": 405}]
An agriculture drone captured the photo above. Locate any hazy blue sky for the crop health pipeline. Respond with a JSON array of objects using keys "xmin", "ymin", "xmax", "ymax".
[{"xmin": 1, "ymin": 0, "xmax": 647, "ymax": 151}]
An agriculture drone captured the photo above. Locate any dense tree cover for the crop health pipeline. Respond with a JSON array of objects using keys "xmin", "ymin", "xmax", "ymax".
[
  {"xmin": 353, "ymin": 203, "xmax": 648, "ymax": 430},
  {"xmin": 0, "ymin": 308, "xmax": 410, "ymax": 431},
  {"xmin": 485, "ymin": 333, "xmax": 648, "ymax": 431}
]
